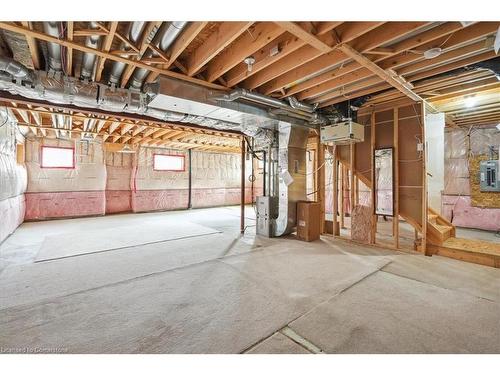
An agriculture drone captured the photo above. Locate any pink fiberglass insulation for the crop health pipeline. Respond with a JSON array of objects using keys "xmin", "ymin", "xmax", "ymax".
[
  {"xmin": 442, "ymin": 195, "xmax": 500, "ymax": 232},
  {"xmin": 24, "ymin": 138, "xmax": 106, "ymax": 220},
  {"xmin": 25, "ymin": 191, "xmax": 106, "ymax": 220},
  {"xmin": 105, "ymin": 190, "xmax": 132, "ymax": 214},
  {"xmin": 131, "ymin": 189, "xmax": 189, "ymax": 212}
]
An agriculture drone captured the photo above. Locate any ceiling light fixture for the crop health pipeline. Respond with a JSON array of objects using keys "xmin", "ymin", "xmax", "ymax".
[
  {"xmin": 464, "ymin": 95, "xmax": 477, "ymax": 108},
  {"xmin": 244, "ymin": 56, "xmax": 256, "ymax": 72},
  {"xmin": 424, "ymin": 47, "xmax": 442, "ymax": 59}
]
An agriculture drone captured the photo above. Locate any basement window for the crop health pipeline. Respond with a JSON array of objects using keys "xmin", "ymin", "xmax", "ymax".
[
  {"xmin": 41, "ymin": 146, "xmax": 75, "ymax": 169},
  {"xmin": 153, "ymin": 154, "xmax": 185, "ymax": 172}
]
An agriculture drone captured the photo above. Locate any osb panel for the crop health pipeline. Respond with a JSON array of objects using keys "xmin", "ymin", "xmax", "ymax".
[
  {"xmin": 398, "ymin": 104, "xmax": 423, "ymax": 227},
  {"xmin": 398, "ymin": 116, "xmax": 423, "ymax": 188},
  {"xmin": 351, "ymin": 204, "xmax": 371, "ymax": 243},
  {"xmin": 469, "ymin": 155, "xmax": 500, "ymax": 208},
  {"xmin": 354, "ymin": 124, "xmax": 372, "ymax": 185}
]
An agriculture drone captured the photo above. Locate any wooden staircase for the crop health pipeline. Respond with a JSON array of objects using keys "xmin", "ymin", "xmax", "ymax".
[
  {"xmin": 338, "ymin": 158, "xmax": 500, "ymax": 268},
  {"xmin": 426, "ymin": 207, "xmax": 455, "ymax": 245},
  {"xmin": 426, "ymin": 208, "xmax": 500, "ymax": 268}
]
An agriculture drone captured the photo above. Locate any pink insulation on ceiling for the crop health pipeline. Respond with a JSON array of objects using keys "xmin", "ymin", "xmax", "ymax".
[{"xmin": 0, "ymin": 113, "xmax": 27, "ymax": 243}]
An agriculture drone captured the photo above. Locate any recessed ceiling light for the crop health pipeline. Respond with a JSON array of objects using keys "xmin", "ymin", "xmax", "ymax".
[{"xmin": 424, "ymin": 47, "xmax": 442, "ymax": 59}]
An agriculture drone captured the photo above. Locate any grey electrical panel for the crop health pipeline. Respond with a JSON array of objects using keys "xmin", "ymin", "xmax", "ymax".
[
  {"xmin": 479, "ymin": 160, "xmax": 500, "ymax": 192},
  {"xmin": 256, "ymin": 196, "xmax": 278, "ymax": 237}
]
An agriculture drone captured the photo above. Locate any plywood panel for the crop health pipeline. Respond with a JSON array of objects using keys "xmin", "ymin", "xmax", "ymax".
[
  {"xmin": 398, "ymin": 104, "xmax": 423, "ymax": 228},
  {"xmin": 469, "ymin": 155, "xmax": 500, "ymax": 208}
]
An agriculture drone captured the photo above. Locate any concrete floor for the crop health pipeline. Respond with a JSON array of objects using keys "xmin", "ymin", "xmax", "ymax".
[{"xmin": 0, "ymin": 206, "xmax": 499, "ymax": 354}]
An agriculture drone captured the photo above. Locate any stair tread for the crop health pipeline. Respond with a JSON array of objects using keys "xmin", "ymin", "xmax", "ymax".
[{"xmin": 441, "ymin": 238, "xmax": 500, "ymax": 257}]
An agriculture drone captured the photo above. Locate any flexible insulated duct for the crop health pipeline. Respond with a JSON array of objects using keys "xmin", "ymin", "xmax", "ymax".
[
  {"xmin": 108, "ymin": 22, "xmax": 147, "ymax": 85},
  {"xmin": 80, "ymin": 22, "xmax": 102, "ymax": 80},
  {"xmin": 129, "ymin": 21, "xmax": 188, "ymax": 89},
  {"xmin": 42, "ymin": 22, "xmax": 63, "ymax": 72}
]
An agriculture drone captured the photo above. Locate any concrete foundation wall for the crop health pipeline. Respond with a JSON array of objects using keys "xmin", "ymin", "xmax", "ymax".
[{"xmin": 0, "ymin": 112, "xmax": 27, "ymax": 243}]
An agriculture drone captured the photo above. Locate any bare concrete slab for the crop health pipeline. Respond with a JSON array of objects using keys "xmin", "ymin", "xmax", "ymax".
[
  {"xmin": 245, "ymin": 332, "xmax": 310, "ymax": 354},
  {"xmin": 289, "ymin": 272, "xmax": 500, "ymax": 353},
  {"xmin": 35, "ymin": 220, "xmax": 220, "ymax": 262},
  {"xmin": 221, "ymin": 243, "xmax": 392, "ymax": 308},
  {"xmin": 382, "ymin": 253, "xmax": 500, "ymax": 302},
  {"xmin": 0, "ymin": 232, "xmax": 278, "ymax": 309},
  {"xmin": 0, "ymin": 260, "xmax": 297, "ymax": 353}
]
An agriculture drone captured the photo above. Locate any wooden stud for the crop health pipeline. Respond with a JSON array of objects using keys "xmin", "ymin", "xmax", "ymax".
[
  {"xmin": 317, "ymin": 138, "xmax": 325, "ymax": 234},
  {"xmin": 240, "ymin": 136, "xmax": 246, "ymax": 234},
  {"xmin": 421, "ymin": 102, "xmax": 428, "ymax": 255},
  {"xmin": 349, "ymin": 142, "xmax": 355, "ymax": 238},
  {"xmin": 393, "ymin": 107, "xmax": 400, "ymax": 249},
  {"xmin": 332, "ymin": 145, "xmax": 339, "ymax": 236},
  {"xmin": 370, "ymin": 112, "xmax": 376, "ymax": 244},
  {"xmin": 340, "ymin": 163, "xmax": 345, "ymax": 229}
]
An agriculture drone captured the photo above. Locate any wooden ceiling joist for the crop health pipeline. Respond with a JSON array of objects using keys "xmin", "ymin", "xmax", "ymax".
[
  {"xmin": 206, "ymin": 22, "xmax": 285, "ymax": 83},
  {"xmin": 0, "ymin": 23, "xmax": 228, "ymax": 91},
  {"xmin": 186, "ymin": 22, "xmax": 253, "ymax": 77}
]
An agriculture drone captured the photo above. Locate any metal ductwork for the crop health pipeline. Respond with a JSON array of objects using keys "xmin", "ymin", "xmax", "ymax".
[
  {"xmin": 108, "ymin": 21, "xmax": 147, "ymax": 85},
  {"xmin": 0, "ymin": 56, "xmax": 32, "ymax": 79},
  {"xmin": 42, "ymin": 22, "xmax": 63, "ymax": 72},
  {"xmin": 215, "ymin": 88, "xmax": 325, "ymax": 124},
  {"xmin": 80, "ymin": 22, "xmax": 102, "ymax": 80},
  {"xmin": 273, "ymin": 122, "xmax": 308, "ymax": 236},
  {"xmin": 0, "ymin": 61, "xmax": 324, "ymax": 238},
  {"xmin": 129, "ymin": 21, "xmax": 188, "ymax": 89}
]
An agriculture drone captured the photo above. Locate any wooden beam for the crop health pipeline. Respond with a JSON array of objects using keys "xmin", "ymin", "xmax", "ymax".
[
  {"xmin": 95, "ymin": 21, "xmax": 118, "ymax": 82},
  {"xmin": 66, "ymin": 22, "xmax": 74, "ymax": 75},
  {"xmin": 275, "ymin": 22, "xmax": 332, "ymax": 54},
  {"xmin": 369, "ymin": 112, "xmax": 376, "ymax": 244},
  {"xmin": 0, "ymin": 22, "xmax": 228, "ymax": 91},
  {"xmin": 206, "ymin": 22, "xmax": 285, "ymax": 83},
  {"xmin": 338, "ymin": 43, "xmax": 422, "ymax": 102},
  {"xmin": 186, "ymin": 22, "xmax": 253, "ymax": 77},
  {"xmin": 280, "ymin": 22, "xmax": 471, "ymax": 100},
  {"xmin": 20, "ymin": 22, "xmax": 40, "ymax": 69},
  {"xmin": 316, "ymin": 22, "xmax": 343, "ymax": 35},
  {"xmin": 146, "ymin": 22, "xmax": 208, "ymax": 83}
]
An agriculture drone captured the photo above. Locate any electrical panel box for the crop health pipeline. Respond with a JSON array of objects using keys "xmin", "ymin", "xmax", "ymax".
[
  {"xmin": 320, "ymin": 120, "xmax": 365, "ymax": 145},
  {"xmin": 480, "ymin": 160, "xmax": 500, "ymax": 192},
  {"xmin": 256, "ymin": 196, "xmax": 278, "ymax": 237}
]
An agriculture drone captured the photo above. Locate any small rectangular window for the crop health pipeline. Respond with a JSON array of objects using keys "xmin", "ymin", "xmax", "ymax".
[
  {"xmin": 41, "ymin": 146, "xmax": 75, "ymax": 169},
  {"xmin": 153, "ymin": 154, "xmax": 185, "ymax": 171}
]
